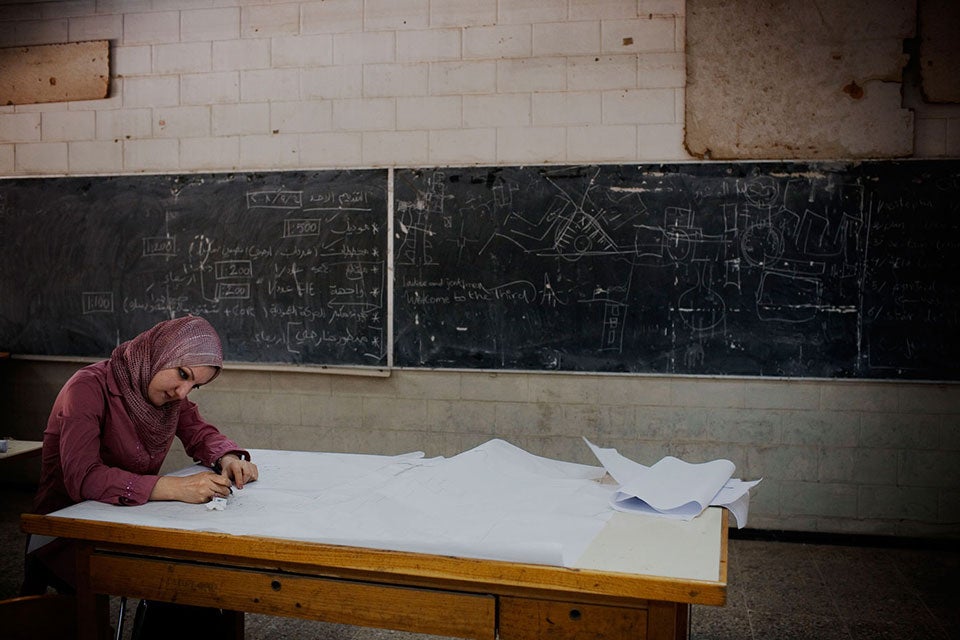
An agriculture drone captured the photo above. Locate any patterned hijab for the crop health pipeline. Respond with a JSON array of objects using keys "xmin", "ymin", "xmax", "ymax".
[{"xmin": 110, "ymin": 316, "xmax": 223, "ymax": 455}]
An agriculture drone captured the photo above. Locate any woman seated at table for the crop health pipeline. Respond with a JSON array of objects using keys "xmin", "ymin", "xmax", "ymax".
[{"xmin": 22, "ymin": 315, "xmax": 259, "ymax": 595}]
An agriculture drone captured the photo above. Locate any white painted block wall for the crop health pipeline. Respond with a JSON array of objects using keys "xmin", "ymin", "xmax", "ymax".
[{"xmin": 0, "ymin": 0, "xmax": 690, "ymax": 172}]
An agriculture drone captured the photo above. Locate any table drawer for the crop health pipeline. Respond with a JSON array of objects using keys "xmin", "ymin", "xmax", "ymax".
[
  {"xmin": 90, "ymin": 553, "xmax": 496, "ymax": 640},
  {"xmin": 498, "ymin": 596, "xmax": 649, "ymax": 640}
]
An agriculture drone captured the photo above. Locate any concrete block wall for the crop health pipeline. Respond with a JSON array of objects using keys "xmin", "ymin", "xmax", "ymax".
[
  {"xmin": 0, "ymin": 0, "xmax": 690, "ymax": 171},
  {"xmin": 1, "ymin": 0, "xmax": 959, "ymax": 538}
]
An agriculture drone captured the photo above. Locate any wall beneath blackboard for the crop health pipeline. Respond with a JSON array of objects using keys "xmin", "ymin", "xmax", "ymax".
[
  {"xmin": 0, "ymin": 171, "xmax": 388, "ymax": 368},
  {"xmin": 395, "ymin": 161, "xmax": 960, "ymax": 381}
]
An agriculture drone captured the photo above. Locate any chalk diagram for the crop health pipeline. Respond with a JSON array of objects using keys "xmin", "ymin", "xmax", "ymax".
[
  {"xmin": 395, "ymin": 166, "xmax": 867, "ymax": 371},
  {"xmin": 121, "ymin": 185, "xmax": 386, "ymax": 362}
]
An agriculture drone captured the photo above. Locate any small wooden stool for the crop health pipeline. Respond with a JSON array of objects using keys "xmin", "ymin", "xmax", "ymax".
[{"xmin": 0, "ymin": 593, "xmax": 77, "ymax": 640}]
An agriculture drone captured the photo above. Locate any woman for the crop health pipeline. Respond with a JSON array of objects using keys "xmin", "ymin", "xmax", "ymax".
[{"xmin": 24, "ymin": 315, "xmax": 258, "ymax": 594}]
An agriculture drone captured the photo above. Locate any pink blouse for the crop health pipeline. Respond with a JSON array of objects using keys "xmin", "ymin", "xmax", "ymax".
[{"xmin": 33, "ymin": 360, "xmax": 247, "ymax": 514}]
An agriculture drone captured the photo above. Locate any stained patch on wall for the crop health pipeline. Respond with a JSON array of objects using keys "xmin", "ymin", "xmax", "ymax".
[
  {"xmin": 685, "ymin": 0, "xmax": 915, "ymax": 159},
  {"xmin": 0, "ymin": 40, "xmax": 109, "ymax": 106}
]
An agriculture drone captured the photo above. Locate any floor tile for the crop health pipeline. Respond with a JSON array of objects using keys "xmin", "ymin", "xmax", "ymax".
[
  {"xmin": 845, "ymin": 618, "xmax": 949, "ymax": 640},
  {"xmin": 737, "ymin": 542, "xmax": 837, "ymax": 618},
  {"xmin": 690, "ymin": 603, "xmax": 753, "ymax": 640},
  {"xmin": 815, "ymin": 545, "xmax": 944, "ymax": 629},
  {"xmin": 747, "ymin": 611, "xmax": 850, "ymax": 640}
]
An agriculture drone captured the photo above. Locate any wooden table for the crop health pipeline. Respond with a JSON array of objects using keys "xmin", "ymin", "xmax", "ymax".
[
  {"xmin": 0, "ymin": 439, "xmax": 42, "ymax": 462},
  {"xmin": 20, "ymin": 449, "xmax": 728, "ymax": 640}
]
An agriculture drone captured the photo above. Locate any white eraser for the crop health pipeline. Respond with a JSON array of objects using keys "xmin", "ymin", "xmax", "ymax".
[{"xmin": 206, "ymin": 496, "xmax": 228, "ymax": 511}]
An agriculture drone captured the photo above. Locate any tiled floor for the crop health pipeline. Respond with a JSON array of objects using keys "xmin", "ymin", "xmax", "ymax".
[{"xmin": 2, "ymin": 483, "xmax": 957, "ymax": 640}]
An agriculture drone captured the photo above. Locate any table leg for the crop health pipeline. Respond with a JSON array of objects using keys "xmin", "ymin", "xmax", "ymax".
[
  {"xmin": 75, "ymin": 543, "xmax": 111, "ymax": 640},
  {"xmin": 223, "ymin": 609, "xmax": 244, "ymax": 640},
  {"xmin": 647, "ymin": 601, "xmax": 689, "ymax": 640}
]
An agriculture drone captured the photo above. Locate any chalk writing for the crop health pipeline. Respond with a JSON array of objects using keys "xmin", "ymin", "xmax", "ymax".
[
  {"xmin": 142, "ymin": 236, "xmax": 176, "ymax": 257},
  {"xmin": 246, "ymin": 190, "xmax": 302, "ymax": 209},
  {"xmin": 215, "ymin": 260, "xmax": 252, "ymax": 279},
  {"xmin": 82, "ymin": 292, "xmax": 114, "ymax": 314},
  {"xmin": 284, "ymin": 218, "xmax": 321, "ymax": 237},
  {"xmin": 216, "ymin": 282, "xmax": 250, "ymax": 300}
]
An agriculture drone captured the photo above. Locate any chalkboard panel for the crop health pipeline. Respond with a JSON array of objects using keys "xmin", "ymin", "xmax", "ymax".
[
  {"xmin": 4, "ymin": 162, "xmax": 958, "ymax": 379},
  {"xmin": 0, "ymin": 171, "xmax": 388, "ymax": 367},
  {"xmin": 394, "ymin": 162, "xmax": 960, "ymax": 379}
]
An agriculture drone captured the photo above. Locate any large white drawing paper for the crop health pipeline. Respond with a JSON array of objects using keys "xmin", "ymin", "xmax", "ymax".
[
  {"xmin": 49, "ymin": 440, "xmax": 615, "ymax": 568},
  {"xmin": 584, "ymin": 438, "xmax": 759, "ymax": 527}
]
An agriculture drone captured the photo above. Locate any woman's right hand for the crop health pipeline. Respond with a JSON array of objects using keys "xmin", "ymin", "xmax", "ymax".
[{"xmin": 150, "ymin": 471, "xmax": 233, "ymax": 503}]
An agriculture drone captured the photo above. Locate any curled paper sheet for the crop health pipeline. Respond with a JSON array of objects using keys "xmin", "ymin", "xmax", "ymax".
[{"xmin": 583, "ymin": 438, "xmax": 761, "ymax": 527}]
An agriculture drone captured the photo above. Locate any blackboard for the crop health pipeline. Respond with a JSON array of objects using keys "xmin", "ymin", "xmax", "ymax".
[
  {"xmin": 0, "ymin": 171, "xmax": 388, "ymax": 367},
  {"xmin": 4, "ymin": 162, "xmax": 959, "ymax": 379},
  {"xmin": 393, "ymin": 161, "xmax": 960, "ymax": 380}
]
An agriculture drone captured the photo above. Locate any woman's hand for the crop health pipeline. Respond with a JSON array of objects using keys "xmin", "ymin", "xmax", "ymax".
[
  {"xmin": 218, "ymin": 453, "xmax": 258, "ymax": 490},
  {"xmin": 150, "ymin": 471, "xmax": 233, "ymax": 503}
]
